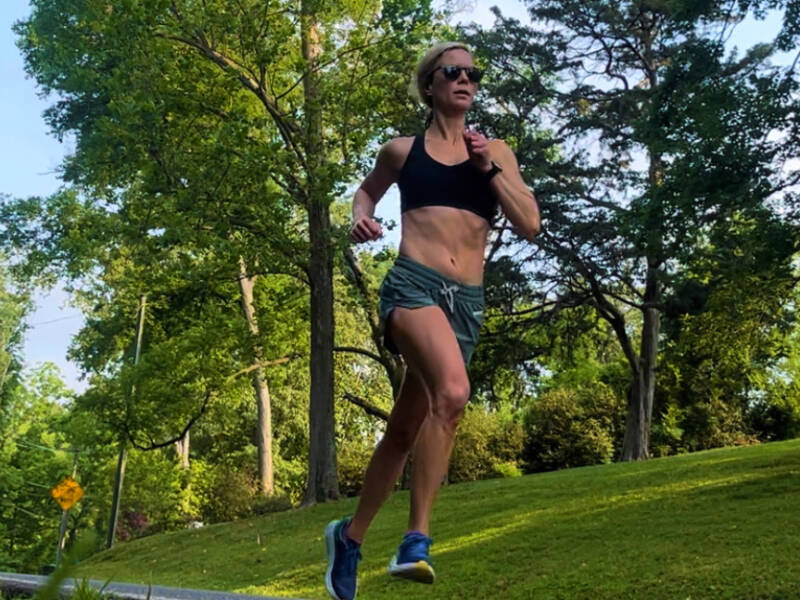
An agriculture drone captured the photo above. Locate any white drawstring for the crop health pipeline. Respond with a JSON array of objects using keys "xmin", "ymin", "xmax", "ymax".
[{"xmin": 440, "ymin": 281, "xmax": 460, "ymax": 313}]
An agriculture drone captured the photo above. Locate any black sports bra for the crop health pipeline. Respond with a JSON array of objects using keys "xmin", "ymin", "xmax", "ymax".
[{"xmin": 398, "ymin": 135, "xmax": 498, "ymax": 223}]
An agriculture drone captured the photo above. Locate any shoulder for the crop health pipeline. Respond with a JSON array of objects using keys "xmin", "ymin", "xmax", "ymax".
[
  {"xmin": 488, "ymin": 138, "xmax": 521, "ymax": 167},
  {"xmin": 377, "ymin": 136, "xmax": 415, "ymax": 171},
  {"xmin": 488, "ymin": 138, "xmax": 514, "ymax": 159}
]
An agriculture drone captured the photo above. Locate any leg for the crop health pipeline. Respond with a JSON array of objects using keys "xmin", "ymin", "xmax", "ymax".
[
  {"xmin": 346, "ymin": 351, "xmax": 432, "ymax": 543},
  {"xmin": 388, "ymin": 305, "xmax": 470, "ymax": 538}
]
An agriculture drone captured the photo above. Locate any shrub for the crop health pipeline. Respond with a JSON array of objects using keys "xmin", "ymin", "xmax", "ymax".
[
  {"xmin": 252, "ymin": 493, "xmax": 294, "ymax": 515},
  {"xmin": 449, "ymin": 406, "xmax": 525, "ymax": 483},
  {"xmin": 522, "ymin": 382, "xmax": 624, "ymax": 472},
  {"xmin": 193, "ymin": 461, "xmax": 257, "ymax": 523},
  {"xmin": 337, "ymin": 439, "xmax": 374, "ymax": 497},
  {"xmin": 490, "ymin": 461, "xmax": 522, "ymax": 479}
]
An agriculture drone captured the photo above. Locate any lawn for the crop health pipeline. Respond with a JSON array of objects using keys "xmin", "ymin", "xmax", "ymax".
[{"xmin": 75, "ymin": 439, "xmax": 800, "ymax": 599}]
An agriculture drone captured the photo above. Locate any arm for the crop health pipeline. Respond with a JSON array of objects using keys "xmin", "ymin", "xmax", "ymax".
[
  {"xmin": 487, "ymin": 139, "xmax": 540, "ymax": 242},
  {"xmin": 350, "ymin": 138, "xmax": 409, "ymax": 243},
  {"xmin": 464, "ymin": 131, "xmax": 541, "ymax": 242}
]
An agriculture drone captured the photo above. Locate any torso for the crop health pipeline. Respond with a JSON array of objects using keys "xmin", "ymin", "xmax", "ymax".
[{"xmin": 392, "ymin": 134, "xmax": 495, "ymax": 286}]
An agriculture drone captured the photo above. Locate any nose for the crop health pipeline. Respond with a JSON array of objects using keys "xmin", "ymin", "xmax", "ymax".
[{"xmin": 457, "ymin": 68, "xmax": 471, "ymax": 84}]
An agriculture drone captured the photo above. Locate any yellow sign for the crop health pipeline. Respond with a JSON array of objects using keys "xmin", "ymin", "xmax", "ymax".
[{"xmin": 51, "ymin": 476, "xmax": 84, "ymax": 510}]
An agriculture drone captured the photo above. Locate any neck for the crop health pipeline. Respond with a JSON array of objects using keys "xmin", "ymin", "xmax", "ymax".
[{"xmin": 428, "ymin": 110, "xmax": 466, "ymax": 143}]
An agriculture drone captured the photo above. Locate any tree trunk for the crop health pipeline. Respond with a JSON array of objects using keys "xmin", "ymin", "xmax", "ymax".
[
  {"xmin": 621, "ymin": 22, "xmax": 663, "ymax": 461},
  {"xmin": 175, "ymin": 428, "xmax": 190, "ymax": 469},
  {"xmin": 621, "ymin": 260, "xmax": 661, "ymax": 460},
  {"xmin": 301, "ymin": 2, "xmax": 339, "ymax": 505},
  {"xmin": 237, "ymin": 257, "xmax": 274, "ymax": 497}
]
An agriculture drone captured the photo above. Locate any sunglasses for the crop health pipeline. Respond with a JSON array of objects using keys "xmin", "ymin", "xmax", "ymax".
[{"xmin": 431, "ymin": 65, "xmax": 483, "ymax": 83}]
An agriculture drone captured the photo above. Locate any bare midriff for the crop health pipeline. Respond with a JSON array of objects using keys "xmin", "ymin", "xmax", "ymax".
[{"xmin": 398, "ymin": 205, "xmax": 490, "ymax": 286}]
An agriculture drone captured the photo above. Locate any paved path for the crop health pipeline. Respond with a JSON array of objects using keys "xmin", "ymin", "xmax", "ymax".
[{"xmin": 0, "ymin": 572, "xmax": 308, "ymax": 600}]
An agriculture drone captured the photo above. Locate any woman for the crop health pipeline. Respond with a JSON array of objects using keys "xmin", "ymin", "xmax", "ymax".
[{"xmin": 324, "ymin": 41, "xmax": 540, "ymax": 600}]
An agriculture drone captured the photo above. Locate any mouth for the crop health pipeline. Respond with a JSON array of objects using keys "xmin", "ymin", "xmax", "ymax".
[{"xmin": 454, "ymin": 90, "xmax": 471, "ymax": 98}]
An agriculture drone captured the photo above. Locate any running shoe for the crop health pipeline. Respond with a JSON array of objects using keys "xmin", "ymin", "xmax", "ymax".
[
  {"xmin": 387, "ymin": 531, "xmax": 435, "ymax": 584},
  {"xmin": 324, "ymin": 516, "xmax": 362, "ymax": 600}
]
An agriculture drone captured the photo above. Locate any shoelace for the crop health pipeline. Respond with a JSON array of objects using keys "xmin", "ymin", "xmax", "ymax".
[{"xmin": 439, "ymin": 281, "xmax": 460, "ymax": 313}]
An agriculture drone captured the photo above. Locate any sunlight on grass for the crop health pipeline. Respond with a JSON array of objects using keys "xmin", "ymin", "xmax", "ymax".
[{"xmin": 75, "ymin": 439, "xmax": 800, "ymax": 600}]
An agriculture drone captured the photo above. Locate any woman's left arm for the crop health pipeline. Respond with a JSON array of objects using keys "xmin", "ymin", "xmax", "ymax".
[
  {"xmin": 465, "ymin": 131, "xmax": 540, "ymax": 241},
  {"xmin": 487, "ymin": 139, "xmax": 540, "ymax": 241}
]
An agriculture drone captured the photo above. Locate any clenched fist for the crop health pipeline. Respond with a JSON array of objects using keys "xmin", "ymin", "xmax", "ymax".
[
  {"xmin": 350, "ymin": 216, "xmax": 383, "ymax": 243},
  {"xmin": 463, "ymin": 127, "xmax": 492, "ymax": 173}
]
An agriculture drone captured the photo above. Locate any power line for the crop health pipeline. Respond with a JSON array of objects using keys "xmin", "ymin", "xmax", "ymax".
[
  {"xmin": 14, "ymin": 438, "xmax": 78, "ymax": 454},
  {"xmin": 28, "ymin": 314, "xmax": 84, "ymax": 326},
  {"xmin": 22, "ymin": 480, "xmax": 52, "ymax": 490},
  {"xmin": 12, "ymin": 437, "xmax": 101, "ymax": 455},
  {"xmin": 7, "ymin": 502, "xmax": 48, "ymax": 521}
]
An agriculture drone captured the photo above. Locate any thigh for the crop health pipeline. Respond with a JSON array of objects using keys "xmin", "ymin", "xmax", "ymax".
[{"xmin": 387, "ymin": 304, "xmax": 470, "ymax": 405}]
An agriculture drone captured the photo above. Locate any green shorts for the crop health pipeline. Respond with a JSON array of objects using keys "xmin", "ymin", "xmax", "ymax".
[{"xmin": 378, "ymin": 254, "xmax": 485, "ymax": 366}]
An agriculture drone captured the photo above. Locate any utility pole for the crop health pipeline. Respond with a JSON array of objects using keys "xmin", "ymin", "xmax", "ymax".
[{"xmin": 106, "ymin": 294, "xmax": 146, "ymax": 549}]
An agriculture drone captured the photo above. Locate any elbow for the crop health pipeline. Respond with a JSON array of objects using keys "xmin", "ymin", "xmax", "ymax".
[{"xmin": 523, "ymin": 220, "xmax": 541, "ymax": 242}]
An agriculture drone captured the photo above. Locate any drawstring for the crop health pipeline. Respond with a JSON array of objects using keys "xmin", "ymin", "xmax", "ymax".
[{"xmin": 439, "ymin": 281, "xmax": 460, "ymax": 313}]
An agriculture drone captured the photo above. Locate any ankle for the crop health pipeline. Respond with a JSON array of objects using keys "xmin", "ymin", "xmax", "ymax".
[
  {"xmin": 405, "ymin": 529, "xmax": 428, "ymax": 538},
  {"xmin": 343, "ymin": 520, "xmax": 363, "ymax": 545}
]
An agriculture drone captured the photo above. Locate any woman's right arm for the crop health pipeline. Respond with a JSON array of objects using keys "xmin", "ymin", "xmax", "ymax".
[{"xmin": 350, "ymin": 138, "xmax": 409, "ymax": 243}]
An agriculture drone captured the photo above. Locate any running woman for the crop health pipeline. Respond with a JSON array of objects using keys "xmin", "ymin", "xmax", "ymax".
[{"xmin": 324, "ymin": 41, "xmax": 540, "ymax": 600}]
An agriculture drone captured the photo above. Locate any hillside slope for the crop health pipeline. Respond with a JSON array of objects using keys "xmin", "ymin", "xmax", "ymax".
[{"xmin": 76, "ymin": 439, "xmax": 800, "ymax": 599}]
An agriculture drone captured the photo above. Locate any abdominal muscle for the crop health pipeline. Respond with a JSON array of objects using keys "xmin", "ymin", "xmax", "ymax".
[{"xmin": 397, "ymin": 205, "xmax": 490, "ymax": 286}]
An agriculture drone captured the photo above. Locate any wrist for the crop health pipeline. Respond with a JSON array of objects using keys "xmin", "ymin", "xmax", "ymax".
[{"xmin": 484, "ymin": 161, "xmax": 503, "ymax": 181}]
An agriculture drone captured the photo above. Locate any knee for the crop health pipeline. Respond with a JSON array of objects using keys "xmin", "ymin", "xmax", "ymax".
[{"xmin": 431, "ymin": 380, "xmax": 470, "ymax": 428}]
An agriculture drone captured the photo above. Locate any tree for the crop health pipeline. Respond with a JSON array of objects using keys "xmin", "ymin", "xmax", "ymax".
[
  {"xmin": 463, "ymin": 1, "xmax": 800, "ymax": 459},
  {"xmin": 13, "ymin": 0, "xmax": 438, "ymax": 504}
]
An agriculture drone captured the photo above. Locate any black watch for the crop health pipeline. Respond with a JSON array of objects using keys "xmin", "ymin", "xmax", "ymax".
[{"xmin": 485, "ymin": 161, "xmax": 503, "ymax": 181}]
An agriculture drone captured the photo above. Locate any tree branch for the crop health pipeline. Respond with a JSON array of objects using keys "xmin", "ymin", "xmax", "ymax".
[{"xmin": 342, "ymin": 392, "xmax": 389, "ymax": 421}]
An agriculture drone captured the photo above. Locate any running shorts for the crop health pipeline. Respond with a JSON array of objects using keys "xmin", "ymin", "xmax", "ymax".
[{"xmin": 377, "ymin": 253, "xmax": 485, "ymax": 366}]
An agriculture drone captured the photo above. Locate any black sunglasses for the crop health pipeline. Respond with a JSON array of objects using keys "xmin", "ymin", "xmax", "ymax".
[{"xmin": 431, "ymin": 65, "xmax": 483, "ymax": 83}]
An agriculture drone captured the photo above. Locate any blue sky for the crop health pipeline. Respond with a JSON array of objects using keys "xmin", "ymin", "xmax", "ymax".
[{"xmin": 1, "ymin": 0, "xmax": 791, "ymax": 393}]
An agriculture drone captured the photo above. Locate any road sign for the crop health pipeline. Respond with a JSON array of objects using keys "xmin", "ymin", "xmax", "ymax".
[{"xmin": 51, "ymin": 476, "xmax": 84, "ymax": 510}]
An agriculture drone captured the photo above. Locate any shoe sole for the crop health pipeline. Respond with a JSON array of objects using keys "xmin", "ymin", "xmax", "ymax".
[
  {"xmin": 387, "ymin": 555, "xmax": 435, "ymax": 584},
  {"xmin": 325, "ymin": 519, "xmax": 354, "ymax": 600}
]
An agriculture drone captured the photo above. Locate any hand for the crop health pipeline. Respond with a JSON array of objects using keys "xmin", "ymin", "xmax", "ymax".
[
  {"xmin": 463, "ymin": 127, "xmax": 492, "ymax": 173},
  {"xmin": 350, "ymin": 216, "xmax": 383, "ymax": 243}
]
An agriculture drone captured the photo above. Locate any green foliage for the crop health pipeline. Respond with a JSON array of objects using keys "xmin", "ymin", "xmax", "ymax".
[
  {"xmin": 69, "ymin": 579, "xmax": 113, "ymax": 600},
  {"xmin": 449, "ymin": 405, "xmax": 524, "ymax": 483},
  {"xmin": 335, "ymin": 439, "xmax": 374, "ymax": 498},
  {"xmin": 251, "ymin": 493, "xmax": 293, "ymax": 516},
  {"xmin": 521, "ymin": 382, "xmax": 625, "ymax": 472},
  {"xmin": 0, "ymin": 363, "xmax": 75, "ymax": 572},
  {"xmin": 462, "ymin": 0, "xmax": 800, "ymax": 460}
]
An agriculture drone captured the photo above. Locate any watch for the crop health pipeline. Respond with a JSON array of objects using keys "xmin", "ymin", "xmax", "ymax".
[{"xmin": 485, "ymin": 161, "xmax": 503, "ymax": 181}]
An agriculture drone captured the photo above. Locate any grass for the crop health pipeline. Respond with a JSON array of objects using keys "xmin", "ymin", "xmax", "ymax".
[{"xmin": 74, "ymin": 439, "xmax": 800, "ymax": 599}]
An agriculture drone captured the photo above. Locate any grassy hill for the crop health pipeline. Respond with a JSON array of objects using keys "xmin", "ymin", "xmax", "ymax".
[{"xmin": 75, "ymin": 439, "xmax": 800, "ymax": 599}]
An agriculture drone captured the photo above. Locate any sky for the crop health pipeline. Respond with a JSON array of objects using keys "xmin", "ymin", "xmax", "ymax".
[{"xmin": 1, "ymin": 0, "xmax": 792, "ymax": 393}]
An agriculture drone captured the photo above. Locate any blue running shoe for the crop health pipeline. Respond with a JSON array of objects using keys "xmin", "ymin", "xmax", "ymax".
[
  {"xmin": 324, "ymin": 516, "xmax": 362, "ymax": 600},
  {"xmin": 387, "ymin": 531, "xmax": 435, "ymax": 584}
]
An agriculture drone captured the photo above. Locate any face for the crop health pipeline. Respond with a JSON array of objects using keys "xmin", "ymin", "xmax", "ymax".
[{"xmin": 426, "ymin": 48, "xmax": 478, "ymax": 112}]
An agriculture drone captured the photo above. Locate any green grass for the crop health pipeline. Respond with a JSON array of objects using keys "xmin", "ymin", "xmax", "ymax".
[{"xmin": 75, "ymin": 439, "xmax": 800, "ymax": 599}]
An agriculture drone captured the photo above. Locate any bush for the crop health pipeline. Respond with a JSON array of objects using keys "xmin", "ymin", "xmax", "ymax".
[
  {"xmin": 193, "ymin": 461, "xmax": 257, "ymax": 523},
  {"xmin": 449, "ymin": 406, "xmax": 525, "ymax": 483},
  {"xmin": 252, "ymin": 493, "xmax": 294, "ymax": 515},
  {"xmin": 748, "ymin": 381, "xmax": 800, "ymax": 442},
  {"xmin": 337, "ymin": 439, "xmax": 374, "ymax": 497},
  {"xmin": 490, "ymin": 461, "xmax": 522, "ymax": 479},
  {"xmin": 522, "ymin": 382, "xmax": 624, "ymax": 472}
]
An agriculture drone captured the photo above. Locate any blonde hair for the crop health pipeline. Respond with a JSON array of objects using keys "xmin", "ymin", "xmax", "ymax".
[{"xmin": 412, "ymin": 41, "xmax": 473, "ymax": 109}]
